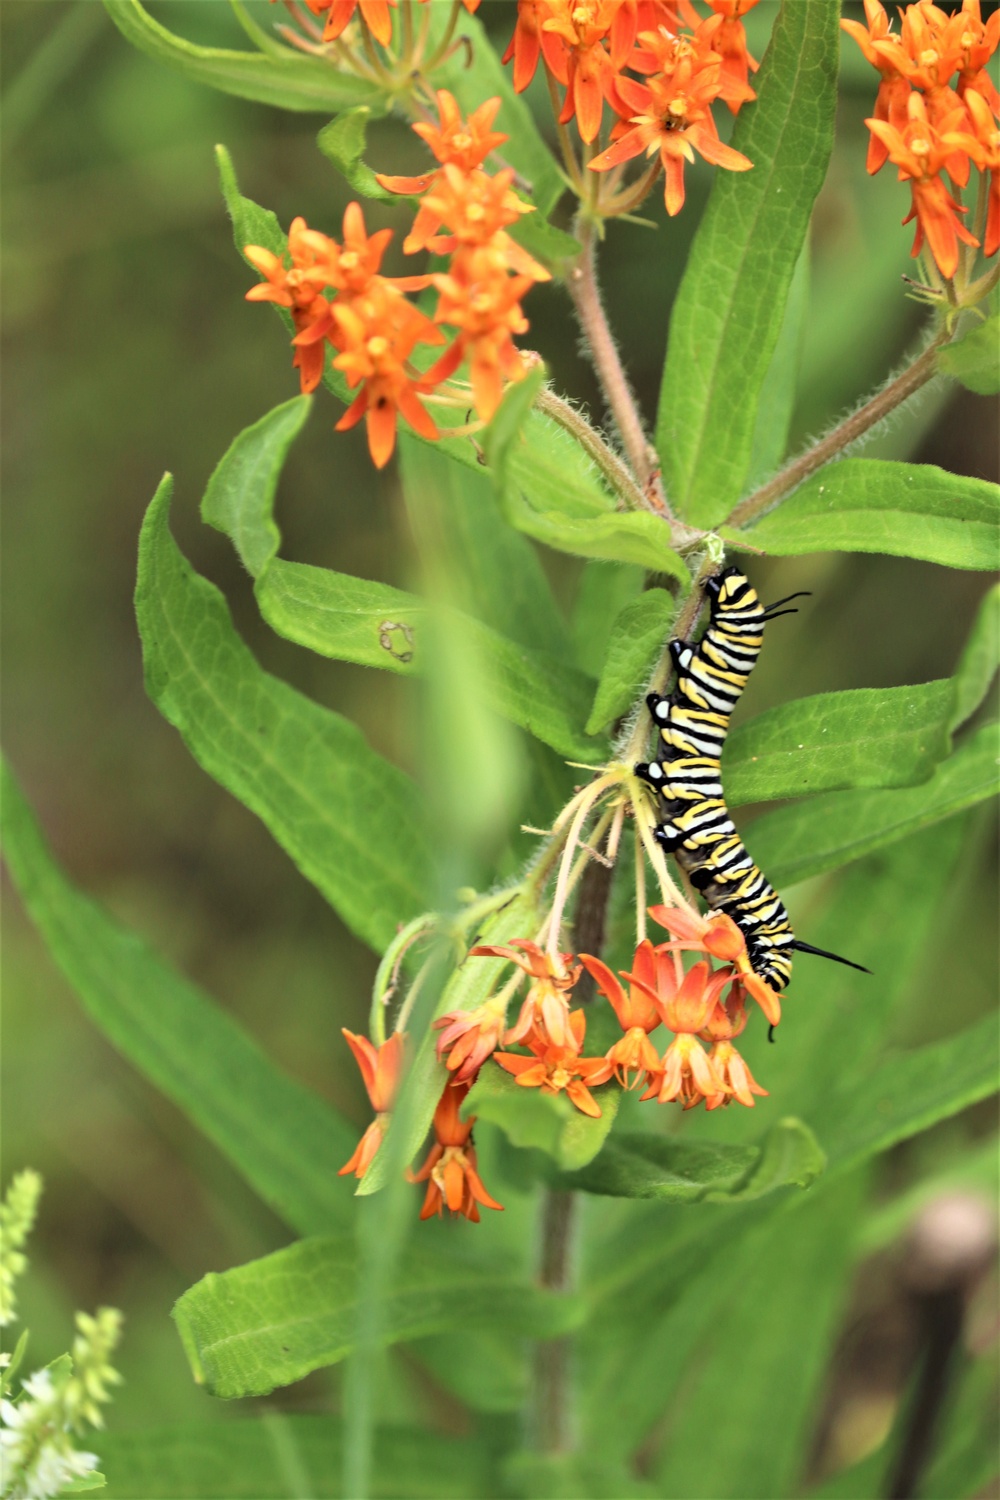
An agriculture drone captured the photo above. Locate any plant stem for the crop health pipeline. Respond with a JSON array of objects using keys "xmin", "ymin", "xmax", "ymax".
[
  {"xmin": 533, "ymin": 386, "xmax": 649, "ymax": 513},
  {"xmin": 727, "ymin": 330, "xmax": 952, "ymax": 530},
  {"xmin": 568, "ymin": 218, "xmax": 669, "ymax": 511},
  {"xmin": 532, "ymin": 1188, "xmax": 576, "ymax": 1454}
]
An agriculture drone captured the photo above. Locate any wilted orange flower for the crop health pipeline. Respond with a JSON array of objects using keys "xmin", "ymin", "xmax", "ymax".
[
  {"xmin": 331, "ymin": 283, "xmax": 443, "ymax": 467},
  {"xmin": 867, "ymin": 90, "xmax": 980, "ymax": 277},
  {"xmin": 305, "ymin": 0, "xmax": 395, "ymax": 46},
  {"xmin": 698, "ymin": 980, "xmax": 768, "ymax": 1109},
  {"xmin": 434, "ymin": 995, "xmax": 508, "ymax": 1082},
  {"xmin": 495, "ymin": 1008, "xmax": 613, "ymax": 1117},
  {"xmin": 409, "ymin": 1080, "xmax": 503, "ymax": 1221},
  {"xmin": 471, "ymin": 939, "xmax": 580, "ymax": 1049},
  {"xmin": 338, "ymin": 1029, "xmax": 405, "ymax": 1178},
  {"xmin": 579, "ymin": 939, "xmax": 663, "ymax": 1089}
]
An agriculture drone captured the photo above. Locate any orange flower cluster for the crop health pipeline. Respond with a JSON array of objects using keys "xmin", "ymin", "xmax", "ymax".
[
  {"xmin": 244, "ymin": 93, "xmax": 547, "ymax": 466},
  {"xmin": 408, "ymin": 1079, "xmax": 503, "ymax": 1222},
  {"xmin": 843, "ymin": 0, "xmax": 1000, "ymax": 277},
  {"xmin": 337, "ymin": 1028, "xmax": 405, "ymax": 1178},
  {"xmin": 302, "ymin": 0, "xmax": 479, "ymax": 49},
  {"xmin": 435, "ymin": 908, "xmax": 776, "ymax": 1118},
  {"xmin": 504, "ymin": 0, "xmax": 760, "ymax": 213}
]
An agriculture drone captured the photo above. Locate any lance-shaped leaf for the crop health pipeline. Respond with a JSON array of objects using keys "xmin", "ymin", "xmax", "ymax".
[
  {"xmin": 136, "ymin": 476, "xmax": 432, "ymax": 952},
  {"xmin": 938, "ymin": 307, "xmax": 1000, "ymax": 395},
  {"xmin": 201, "ymin": 403, "xmax": 598, "ymax": 759},
  {"xmin": 725, "ymin": 460, "xmax": 1000, "ymax": 569},
  {"xmin": 95, "ymin": 1415, "xmax": 491, "ymax": 1499},
  {"xmin": 559, "ymin": 1117, "xmax": 823, "ymax": 1202},
  {"xmin": 749, "ymin": 720, "xmax": 999, "ymax": 888},
  {"xmin": 950, "ymin": 582, "xmax": 1000, "ymax": 732},
  {"xmin": 657, "ymin": 0, "xmax": 841, "ymax": 524},
  {"xmin": 0, "ymin": 758, "xmax": 355, "ymax": 1235},
  {"xmin": 103, "ymin": 0, "xmax": 381, "ymax": 112},
  {"xmin": 586, "ymin": 589, "xmax": 675, "ymax": 735},
  {"xmin": 173, "ymin": 1233, "xmax": 583, "ymax": 1399},
  {"xmin": 723, "ymin": 679, "xmax": 955, "ymax": 805}
]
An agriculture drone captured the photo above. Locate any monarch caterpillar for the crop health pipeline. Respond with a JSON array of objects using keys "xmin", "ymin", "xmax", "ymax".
[{"xmin": 636, "ymin": 569, "xmax": 869, "ymax": 996}]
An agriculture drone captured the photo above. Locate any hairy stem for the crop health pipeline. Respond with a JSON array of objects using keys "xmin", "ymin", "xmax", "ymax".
[
  {"xmin": 533, "ymin": 386, "xmax": 649, "ymax": 512},
  {"xmin": 568, "ymin": 219, "xmax": 669, "ymax": 511},
  {"xmin": 533, "ymin": 1188, "xmax": 577, "ymax": 1454},
  {"xmin": 727, "ymin": 330, "xmax": 952, "ymax": 530}
]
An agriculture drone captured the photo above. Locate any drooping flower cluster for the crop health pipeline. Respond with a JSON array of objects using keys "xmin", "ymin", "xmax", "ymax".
[
  {"xmin": 843, "ymin": 0, "xmax": 1000, "ymax": 277},
  {"xmin": 302, "ymin": 0, "xmax": 480, "ymax": 51},
  {"xmin": 504, "ymin": 0, "xmax": 760, "ymax": 214},
  {"xmin": 244, "ymin": 93, "xmax": 547, "ymax": 466}
]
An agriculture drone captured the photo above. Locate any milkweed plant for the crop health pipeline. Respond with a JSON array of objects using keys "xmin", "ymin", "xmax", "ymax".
[{"xmin": 2, "ymin": 2, "xmax": 998, "ymax": 1498}]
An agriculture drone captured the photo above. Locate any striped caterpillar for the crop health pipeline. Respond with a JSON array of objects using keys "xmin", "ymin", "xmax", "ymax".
[{"xmin": 636, "ymin": 569, "xmax": 868, "ymax": 994}]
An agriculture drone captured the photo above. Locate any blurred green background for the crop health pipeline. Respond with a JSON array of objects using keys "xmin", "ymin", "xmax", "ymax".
[{"xmin": 2, "ymin": 0, "xmax": 996, "ymax": 1467}]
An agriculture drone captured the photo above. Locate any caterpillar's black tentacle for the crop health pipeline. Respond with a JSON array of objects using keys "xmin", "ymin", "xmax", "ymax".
[
  {"xmin": 756, "ymin": 607, "xmax": 799, "ymax": 622},
  {"xmin": 789, "ymin": 940, "xmax": 872, "ymax": 974},
  {"xmin": 637, "ymin": 568, "xmax": 869, "ymax": 999},
  {"xmin": 762, "ymin": 590, "xmax": 811, "ymax": 614}
]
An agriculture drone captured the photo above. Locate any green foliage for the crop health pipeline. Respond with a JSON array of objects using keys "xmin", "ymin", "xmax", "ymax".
[
  {"xmin": 463, "ymin": 1065, "xmax": 619, "ymax": 1173},
  {"xmin": 937, "ymin": 308, "xmax": 1000, "ymax": 394},
  {"xmin": 173, "ymin": 1232, "xmax": 582, "ymax": 1399},
  {"xmin": 102, "ymin": 0, "xmax": 381, "ymax": 112},
  {"xmin": 586, "ymin": 589, "xmax": 675, "ymax": 734},
  {"xmin": 95, "ymin": 1416, "xmax": 491, "ymax": 1498},
  {"xmin": 724, "ymin": 679, "xmax": 954, "ymax": 804},
  {"xmin": 0, "ymin": 757, "xmax": 355, "ymax": 1236},
  {"xmin": 137, "ymin": 475, "xmax": 432, "ymax": 952},
  {"xmin": 950, "ymin": 581, "xmax": 1000, "ymax": 731},
  {"xmin": 727, "ymin": 459, "xmax": 1000, "ymax": 567},
  {"xmin": 751, "ymin": 719, "xmax": 999, "ymax": 888},
  {"xmin": 557, "ymin": 1117, "xmax": 823, "ymax": 1202},
  {"xmin": 316, "ymin": 107, "xmax": 395, "ymax": 202},
  {"xmin": 658, "ymin": 0, "xmax": 841, "ymax": 522}
]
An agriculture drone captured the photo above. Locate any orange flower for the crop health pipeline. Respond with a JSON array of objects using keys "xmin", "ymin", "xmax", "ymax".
[
  {"xmin": 471, "ymin": 939, "xmax": 580, "ymax": 1049},
  {"xmin": 702, "ymin": 0, "xmax": 761, "ymax": 112},
  {"xmin": 434, "ymin": 996, "xmax": 507, "ymax": 1082},
  {"xmin": 705, "ymin": 1041, "xmax": 768, "ymax": 1109},
  {"xmin": 579, "ymin": 939, "xmax": 663, "ymax": 1088},
  {"xmin": 414, "ymin": 91, "xmax": 507, "ymax": 172},
  {"xmin": 645, "ymin": 1032, "xmax": 724, "ymax": 1108},
  {"xmin": 331, "ymin": 283, "xmax": 443, "ymax": 467},
  {"xmin": 409, "ymin": 1080, "xmax": 503, "ymax": 1221},
  {"xmin": 245, "ymin": 217, "xmax": 338, "ymax": 393},
  {"xmin": 841, "ymin": 0, "xmax": 914, "ymax": 173},
  {"xmin": 495, "ymin": 1008, "xmax": 613, "ymax": 1117},
  {"xmin": 954, "ymin": 0, "xmax": 1000, "ymax": 114},
  {"xmin": 338, "ymin": 1029, "xmax": 405, "ymax": 1178},
  {"xmin": 402, "ymin": 163, "xmax": 538, "ymax": 259},
  {"xmin": 627, "ymin": 956, "xmax": 733, "ymax": 1035},
  {"xmin": 503, "ymin": 0, "xmax": 556, "ymax": 94},
  {"xmin": 590, "ymin": 50, "xmax": 753, "ymax": 215},
  {"xmin": 541, "ymin": 0, "xmax": 630, "ymax": 143},
  {"xmin": 647, "ymin": 904, "xmax": 781, "ymax": 1026},
  {"xmin": 866, "ymin": 91, "xmax": 980, "ymax": 276},
  {"xmin": 965, "ymin": 88, "xmax": 1000, "ymax": 256},
  {"xmin": 424, "ymin": 247, "xmax": 540, "ymax": 421},
  {"xmin": 305, "ymin": 0, "xmax": 395, "ymax": 46}
]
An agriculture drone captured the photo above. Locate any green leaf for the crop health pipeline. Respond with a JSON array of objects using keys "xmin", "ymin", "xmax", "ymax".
[
  {"xmin": 95, "ymin": 1415, "xmax": 491, "ymax": 1498},
  {"xmin": 653, "ymin": 1173, "xmax": 865, "ymax": 1500},
  {"xmin": 726, "ymin": 459, "xmax": 1000, "ymax": 569},
  {"xmin": 745, "ymin": 245, "xmax": 810, "ymax": 491},
  {"xmin": 504, "ymin": 1452, "xmax": 657, "ymax": 1500},
  {"xmin": 950, "ymin": 581, "xmax": 1000, "ymax": 732},
  {"xmin": 938, "ymin": 310, "xmax": 1000, "ymax": 394},
  {"xmin": 61, "ymin": 1476, "xmax": 105, "ymax": 1494},
  {"xmin": 217, "ymin": 143, "xmax": 286, "ymax": 262},
  {"xmin": 316, "ymin": 107, "xmax": 396, "ymax": 202},
  {"xmin": 748, "ymin": 720, "xmax": 1000, "ymax": 888},
  {"xmin": 586, "ymin": 589, "xmax": 675, "ymax": 735},
  {"xmin": 462, "ymin": 1063, "xmax": 619, "ymax": 1173},
  {"xmin": 724, "ymin": 680, "xmax": 954, "ymax": 805},
  {"xmin": 173, "ymin": 1233, "xmax": 583, "ymax": 1398},
  {"xmin": 571, "ymin": 562, "xmax": 645, "ymax": 677},
  {"xmin": 0, "ymin": 758, "xmax": 355, "ymax": 1235},
  {"xmin": 561, "ymin": 1116, "xmax": 822, "ymax": 1202},
  {"xmin": 821, "ymin": 1012, "xmax": 999, "ymax": 1179},
  {"xmin": 102, "ymin": 0, "xmax": 381, "ymax": 112},
  {"xmin": 201, "ymin": 395, "xmax": 311, "ymax": 576},
  {"xmin": 657, "ymin": 0, "xmax": 840, "ymax": 524},
  {"xmin": 136, "ymin": 475, "xmax": 432, "ymax": 952},
  {"xmin": 500, "ymin": 481, "xmax": 689, "ymax": 577}
]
